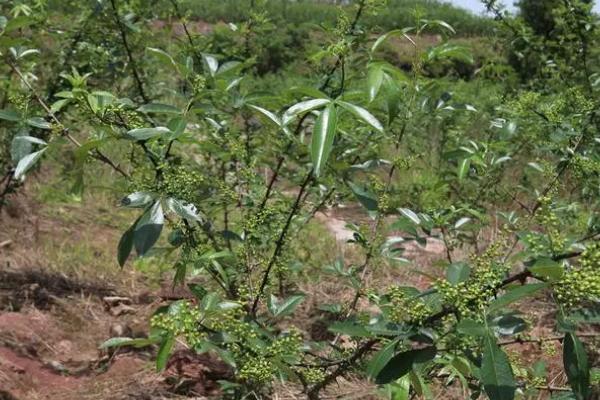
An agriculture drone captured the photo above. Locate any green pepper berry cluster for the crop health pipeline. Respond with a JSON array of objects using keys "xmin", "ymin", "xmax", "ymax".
[
  {"xmin": 333, "ymin": 12, "xmax": 351, "ymax": 38},
  {"xmin": 590, "ymin": 368, "xmax": 600, "ymax": 386},
  {"xmin": 385, "ymin": 286, "xmax": 431, "ymax": 324},
  {"xmin": 50, "ymin": 121, "xmax": 65, "ymax": 139},
  {"xmin": 436, "ymin": 279, "xmax": 494, "ymax": 317},
  {"xmin": 267, "ymin": 329, "xmax": 303, "ymax": 359},
  {"xmin": 373, "ymin": 176, "xmax": 390, "ymax": 212},
  {"xmin": 244, "ymin": 205, "xmax": 280, "ymax": 239},
  {"xmin": 535, "ymin": 195, "xmax": 566, "ymax": 253},
  {"xmin": 541, "ymin": 97, "xmax": 567, "ymax": 124},
  {"xmin": 212, "ymin": 307, "xmax": 257, "ymax": 340},
  {"xmin": 217, "ymin": 180, "xmax": 238, "ymax": 204},
  {"xmin": 510, "ymin": 91, "xmax": 542, "ymax": 116},
  {"xmin": 150, "ymin": 301, "xmax": 205, "ymax": 348},
  {"xmin": 554, "ymin": 243, "xmax": 600, "ymax": 307},
  {"xmin": 102, "ymin": 103, "xmax": 145, "ymax": 130},
  {"xmin": 541, "ymin": 340, "xmax": 557, "ymax": 356},
  {"xmin": 192, "ymin": 74, "xmax": 206, "ymax": 96},
  {"xmin": 301, "ymin": 368, "xmax": 326, "ymax": 385},
  {"xmin": 393, "ymin": 155, "xmax": 416, "ymax": 171},
  {"xmin": 8, "ymin": 92, "xmax": 30, "ymax": 113},
  {"xmin": 158, "ymin": 166, "xmax": 205, "ymax": 203},
  {"xmin": 215, "ymin": 312, "xmax": 304, "ymax": 384},
  {"xmin": 364, "ymin": 0, "xmax": 387, "ymax": 16},
  {"xmin": 444, "ymin": 329, "xmax": 479, "ymax": 352},
  {"xmin": 238, "ymin": 357, "xmax": 274, "ymax": 383},
  {"xmin": 223, "ymin": 133, "xmax": 247, "ymax": 160},
  {"xmin": 249, "ymin": 9, "xmax": 270, "ymax": 26},
  {"xmin": 507, "ymin": 350, "xmax": 528, "ymax": 379},
  {"xmin": 571, "ymin": 155, "xmax": 600, "ymax": 180},
  {"xmin": 236, "ymin": 283, "xmax": 255, "ymax": 303},
  {"xmin": 524, "ymin": 232, "xmax": 548, "ymax": 255},
  {"xmin": 437, "ymin": 239, "xmax": 509, "ymax": 317}
]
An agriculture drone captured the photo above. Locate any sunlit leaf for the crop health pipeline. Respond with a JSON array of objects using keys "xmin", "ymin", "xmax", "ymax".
[
  {"xmin": 481, "ymin": 334, "xmax": 515, "ymax": 400},
  {"xmin": 14, "ymin": 148, "xmax": 46, "ymax": 179},
  {"xmin": 311, "ymin": 103, "xmax": 337, "ymax": 177},
  {"xmin": 563, "ymin": 333, "xmax": 590, "ymax": 400}
]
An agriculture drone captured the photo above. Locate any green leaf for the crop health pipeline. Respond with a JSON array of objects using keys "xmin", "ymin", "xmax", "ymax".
[
  {"xmin": 147, "ymin": 47, "xmax": 177, "ymax": 68},
  {"xmin": 311, "ymin": 103, "xmax": 337, "ymax": 177},
  {"xmin": 456, "ymin": 319, "xmax": 487, "ymax": 337},
  {"xmin": 26, "ymin": 117, "xmax": 51, "ymax": 129},
  {"xmin": 348, "ymin": 181, "xmax": 378, "ymax": 212},
  {"xmin": 458, "ymin": 158, "xmax": 471, "ymax": 181},
  {"xmin": 528, "ymin": 257, "xmax": 564, "ymax": 281},
  {"xmin": 14, "ymin": 148, "xmax": 46, "ymax": 179},
  {"xmin": 50, "ymin": 99, "xmax": 71, "ymax": 113},
  {"xmin": 491, "ymin": 314, "xmax": 527, "ymax": 336},
  {"xmin": 487, "ymin": 283, "xmax": 548, "ymax": 312},
  {"xmin": 367, "ymin": 339, "xmax": 399, "ymax": 378},
  {"xmin": 328, "ymin": 321, "xmax": 371, "ymax": 337},
  {"xmin": 11, "ymin": 132, "xmax": 32, "ymax": 163},
  {"xmin": 399, "ymin": 208, "xmax": 421, "ymax": 225},
  {"xmin": 12, "ymin": 135, "xmax": 46, "ymax": 146},
  {"xmin": 117, "ymin": 221, "xmax": 136, "ymax": 268},
  {"xmin": 337, "ymin": 101, "xmax": 383, "ymax": 133},
  {"xmin": 156, "ymin": 335, "xmax": 175, "ymax": 372},
  {"xmin": 563, "ymin": 333, "xmax": 590, "ymax": 400},
  {"xmin": 201, "ymin": 53, "xmax": 219, "ymax": 76},
  {"xmin": 426, "ymin": 44, "xmax": 473, "ymax": 64},
  {"xmin": 388, "ymin": 374, "xmax": 410, "ymax": 400},
  {"xmin": 283, "ymin": 98, "xmax": 330, "ymax": 125},
  {"xmin": 125, "ymin": 127, "xmax": 171, "ymax": 141},
  {"xmin": 248, "ymin": 104, "xmax": 281, "ymax": 127},
  {"xmin": 454, "ymin": 217, "xmax": 471, "ymax": 229},
  {"xmin": 99, "ymin": 336, "xmax": 159, "ymax": 349},
  {"xmin": 446, "ymin": 262, "xmax": 470, "ymax": 285},
  {"xmin": 137, "ymin": 103, "xmax": 181, "ymax": 114},
  {"xmin": 166, "ymin": 198, "xmax": 202, "ymax": 222},
  {"xmin": 134, "ymin": 201, "xmax": 164, "ymax": 256},
  {"xmin": 273, "ymin": 294, "xmax": 305, "ymax": 317},
  {"xmin": 481, "ymin": 334, "xmax": 516, "ymax": 400},
  {"xmin": 425, "ymin": 19, "xmax": 456, "ymax": 34},
  {"xmin": 121, "ymin": 192, "xmax": 154, "ymax": 208},
  {"xmin": 15, "ymin": 48, "xmax": 39, "ymax": 60},
  {"xmin": 565, "ymin": 306, "xmax": 600, "ymax": 325},
  {"xmin": 0, "ymin": 109, "xmax": 21, "ymax": 121},
  {"xmin": 367, "ymin": 64, "xmax": 384, "ymax": 102},
  {"xmin": 376, "ymin": 346, "xmax": 436, "ymax": 384},
  {"xmin": 409, "ymin": 370, "xmax": 433, "ymax": 400},
  {"xmin": 167, "ymin": 117, "xmax": 187, "ymax": 137},
  {"xmin": 188, "ymin": 283, "xmax": 208, "ymax": 301},
  {"xmin": 5, "ymin": 16, "xmax": 34, "ymax": 32},
  {"xmin": 372, "ymin": 28, "xmax": 413, "ymax": 53}
]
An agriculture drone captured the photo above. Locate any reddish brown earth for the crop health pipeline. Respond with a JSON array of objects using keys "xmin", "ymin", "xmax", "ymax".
[{"xmin": 0, "ymin": 188, "xmax": 227, "ymax": 400}]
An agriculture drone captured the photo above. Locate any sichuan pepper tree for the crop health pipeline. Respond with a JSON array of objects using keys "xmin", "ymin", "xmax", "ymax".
[{"xmin": 2, "ymin": 0, "xmax": 600, "ymax": 399}]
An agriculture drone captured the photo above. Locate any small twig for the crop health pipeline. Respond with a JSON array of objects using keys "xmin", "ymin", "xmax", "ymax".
[
  {"xmin": 251, "ymin": 170, "xmax": 313, "ymax": 315},
  {"xmin": 109, "ymin": 0, "xmax": 149, "ymax": 103},
  {"xmin": 7, "ymin": 59, "xmax": 129, "ymax": 178},
  {"xmin": 499, "ymin": 332, "xmax": 600, "ymax": 346}
]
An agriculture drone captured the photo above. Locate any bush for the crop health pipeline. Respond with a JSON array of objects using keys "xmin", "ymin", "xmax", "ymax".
[{"xmin": 1, "ymin": 1, "xmax": 599, "ymax": 399}]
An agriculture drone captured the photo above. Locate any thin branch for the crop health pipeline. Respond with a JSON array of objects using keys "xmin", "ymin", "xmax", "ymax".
[
  {"xmin": 109, "ymin": 0, "xmax": 149, "ymax": 103},
  {"xmin": 7, "ymin": 59, "xmax": 129, "ymax": 178},
  {"xmin": 499, "ymin": 332, "xmax": 600, "ymax": 346},
  {"xmin": 307, "ymin": 339, "xmax": 377, "ymax": 400},
  {"xmin": 251, "ymin": 170, "xmax": 313, "ymax": 315}
]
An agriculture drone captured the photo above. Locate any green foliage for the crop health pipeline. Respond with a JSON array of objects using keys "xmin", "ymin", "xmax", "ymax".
[
  {"xmin": 2, "ymin": 0, "xmax": 600, "ymax": 399},
  {"xmin": 181, "ymin": 0, "xmax": 494, "ymax": 36},
  {"xmin": 517, "ymin": 0, "xmax": 563, "ymax": 37}
]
